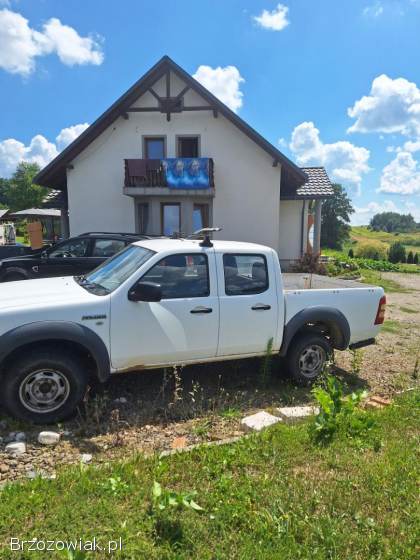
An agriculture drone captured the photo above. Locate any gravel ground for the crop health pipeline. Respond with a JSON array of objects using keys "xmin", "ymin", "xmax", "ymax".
[{"xmin": 1, "ymin": 272, "xmax": 419, "ymax": 484}]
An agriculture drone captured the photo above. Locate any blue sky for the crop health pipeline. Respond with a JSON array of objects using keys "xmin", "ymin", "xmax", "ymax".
[{"xmin": 1, "ymin": 0, "xmax": 420, "ymax": 224}]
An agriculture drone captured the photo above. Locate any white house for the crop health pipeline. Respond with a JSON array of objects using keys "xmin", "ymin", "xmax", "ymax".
[{"xmin": 36, "ymin": 56, "xmax": 333, "ymax": 268}]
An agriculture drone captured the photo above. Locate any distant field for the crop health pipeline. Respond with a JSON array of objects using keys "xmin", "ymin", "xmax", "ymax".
[{"xmin": 350, "ymin": 226, "xmax": 420, "ymax": 254}]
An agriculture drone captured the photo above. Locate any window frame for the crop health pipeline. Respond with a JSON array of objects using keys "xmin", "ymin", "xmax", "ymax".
[
  {"xmin": 142, "ymin": 135, "xmax": 167, "ymax": 159},
  {"xmin": 222, "ymin": 253, "xmax": 269, "ymax": 296},
  {"xmin": 176, "ymin": 135, "xmax": 201, "ymax": 158},
  {"xmin": 138, "ymin": 252, "xmax": 210, "ymax": 300},
  {"xmin": 160, "ymin": 202, "xmax": 181, "ymax": 236},
  {"xmin": 136, "ymin": 202, "xmax": 150, "ymax": 235},
  {"xmin": 193, "ymin": 203, "xmax": 209, "ymax": 230}
]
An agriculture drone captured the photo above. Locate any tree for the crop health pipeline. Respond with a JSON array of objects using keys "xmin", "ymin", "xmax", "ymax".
[
  {"xmin": 348, "ymin": 248, "xmax": 354, "ymax": 258},
  {"xmin": 388, "ymin": 242, "xmax": 406, "ymax": 263},
  {"xmin": 407, "ymin": 251, "xmax": 414, "ymax": 264},
  {"xmin": 370, "ymin": 212, "xmax": 416, "ymax": 233},
  {"xmin": 1, "ymin": 162, "xmax": 47, "ymax": 212},
  {"xmin": 414, "ymin": 253, "xmax": 419, "ymax": 265},
  {"xmin": 320, "ymin": 184, "xmax": 354, "ymax": 250},
  {"xmin": 0, "ymin": 178, "xmax": 9, "ymax": 207}
]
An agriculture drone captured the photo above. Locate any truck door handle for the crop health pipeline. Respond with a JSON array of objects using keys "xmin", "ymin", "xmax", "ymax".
[
  {"xmin": 190, "ymin": 306, "xmax": 213, "ymax": 314},
  {"xmin": 251, "ymin": 304, "xmax": 271, "ymax": 311}
]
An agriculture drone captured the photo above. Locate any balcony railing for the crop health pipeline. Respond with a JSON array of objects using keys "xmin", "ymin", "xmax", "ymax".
[{"xmin": 124, "ymin": 158, "xmax": 214, "ymax": 189}]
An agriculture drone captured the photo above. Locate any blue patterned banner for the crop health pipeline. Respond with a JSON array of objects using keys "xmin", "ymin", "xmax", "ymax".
[{"xmin": 162, "ymin": 158, "xmax": 210, "ymax": 189}]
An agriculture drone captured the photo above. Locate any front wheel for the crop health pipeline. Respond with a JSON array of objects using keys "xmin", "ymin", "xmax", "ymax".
[
  {"xmin": 1, "ymin": 350, "xmax": 88, "ymax": 423},
  {"xmin": 286, "ymin": 333, "xmax": 332, "ymax": 385}
]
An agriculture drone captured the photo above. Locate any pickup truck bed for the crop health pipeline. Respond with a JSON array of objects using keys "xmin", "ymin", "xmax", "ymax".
[{"xmin": 282, "ymin": 273, "xmax": 382, "ymax": 346}]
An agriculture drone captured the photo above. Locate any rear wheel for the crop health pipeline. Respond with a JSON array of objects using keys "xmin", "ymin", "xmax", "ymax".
[
  {"xmin": 286, "ymin": 333, "xmax": 332, "ymax": 385},
  {"xmin": 1, "ymin": 350, "xmax": 88, "ymax": 423}
]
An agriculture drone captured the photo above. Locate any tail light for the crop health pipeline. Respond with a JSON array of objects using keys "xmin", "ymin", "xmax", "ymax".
[{"xmin": 374, "ymin": 295, "xmax": 387, "ymax": 325}]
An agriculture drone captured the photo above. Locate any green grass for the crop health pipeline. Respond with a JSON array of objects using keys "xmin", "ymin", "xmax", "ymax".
[
  {"xmin": 358, "ymin": 269, "xmax": 408, "ymax": 292},
  {"xmin": 0, "ymin": 391, "xmax": 418, "ymax": 559},
  {"xmin": 381, "ymin": 319, "xmax": 401, "ymax": 334},
  {"xmin": 351, "ymin": 226, "xmax": 420, "ymax": 254}
]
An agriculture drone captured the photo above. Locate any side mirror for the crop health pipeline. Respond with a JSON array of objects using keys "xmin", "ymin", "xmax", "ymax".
[
  {"xmin": 128, "ymin": 281, "xmax": 162, "ymax": 302},
  {"xmin": 41, "ymin": 250, "xmax": 49, "ymax": 259}
]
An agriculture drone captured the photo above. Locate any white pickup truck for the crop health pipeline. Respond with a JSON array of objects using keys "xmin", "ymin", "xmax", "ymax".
[{"xmin": 0, "ymin": 236, "xmax": 386, "ymax": 423}]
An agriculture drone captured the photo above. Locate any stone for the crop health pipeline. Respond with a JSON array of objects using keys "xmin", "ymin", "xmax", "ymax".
[
  {"xmin": 0, "ymin": 420, "xmax": 8, "ymax": 430},
  {"xmin": 38, "ymin": 431, "xmax": 60, "ymax": 445},
  {"xmin": 0, "ymin": 463, "xmax": 10, "ymax": 474},
  {"xmin": 276, "ymin": 406, "xmax": 319, "ymax": 423},
  {"xmin": 114, "ymin": 397, "xmax": 128, "ymax": 404},
  {"xmin": 240, "ymin": 411, "xmax": 281, "ymax": 432},
  {"xmin": 15, "ymin": 432, "xmax": 26, "ymax": 442},
  {"xmin": 5, "ymin": 442, "xmax": 26, "ymax": 455},
  {"xmin": 80, "ymin": 453, "xmax": 93, "ymax": 464}
]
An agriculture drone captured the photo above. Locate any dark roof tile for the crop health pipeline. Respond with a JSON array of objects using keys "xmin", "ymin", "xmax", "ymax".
[{"xmin": 295, "ymin": 167, "xmax": 334, "ymax": 198}]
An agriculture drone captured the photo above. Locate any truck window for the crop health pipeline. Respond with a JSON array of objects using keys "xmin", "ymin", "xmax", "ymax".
[
  {"xmin": 141, "ymin": 253, "xmax": 209, "ymax": 299},
  {"xmin": 223, "ymin": 254, "xmax": 268, "ymax": 296}
]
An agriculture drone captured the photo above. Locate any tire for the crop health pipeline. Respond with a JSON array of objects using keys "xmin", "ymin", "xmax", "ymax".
[
  {"xmin": 286, "ymin": 333, "xmax": 332, "ymax": 386},
  {"xmin": 3, "ymin": 268, "xmax": 30, "ymax": 282},
  {"xmin": 1, "ymin": 350, "xmax": 88, "ymax": 424}
]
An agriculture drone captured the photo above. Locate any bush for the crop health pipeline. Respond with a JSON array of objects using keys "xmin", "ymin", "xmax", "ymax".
[
  {"xmin": 407, "ymin": 251, "xmax": 414, "ymax": 264},
  {"xmin": 355, "ymin": 242, "xmax": 387, "ymax": 261},
  {"xmin": 348, "ymin": 248, "xmax": 354, "ymax": 258},
  {"xmin": 414, "ymin": 253, "xmax": 419, "ymax": 265},
  {"xmin": 310, "ymin": 376, "xmax": 373, "ymax": 445},
  {"xmin": 388, "ymin": 242, "xmax": 406, "ymax": 263},
  {"xmin": 291, "ymin": 253, "xmax": 327, "ymax": 275}
]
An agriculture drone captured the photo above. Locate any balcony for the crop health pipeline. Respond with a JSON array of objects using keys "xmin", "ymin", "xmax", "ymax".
[{"xmin": 123, "ymin": 158, "xmax": 215, "ymax": 197}]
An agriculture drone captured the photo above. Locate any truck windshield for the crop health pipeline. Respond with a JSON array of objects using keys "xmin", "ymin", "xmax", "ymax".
[{"xmin": 76, "ymin": 245, "xmax": 155, "ymax": 294}]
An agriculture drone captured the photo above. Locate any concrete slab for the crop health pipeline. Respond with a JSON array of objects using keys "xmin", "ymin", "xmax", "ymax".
[
  {"xmin": 240, "ymin": 411, "xmax": 282, "ymax": 432},
  {"xmin": 276, "ymin": 406, "xmax": 319, "ymax": 423}
]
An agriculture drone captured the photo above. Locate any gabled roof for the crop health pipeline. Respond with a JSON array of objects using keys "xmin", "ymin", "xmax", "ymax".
[
  {"xmin": 34, "ymin": 56, "xmax": 307, "ymax": 190},
  {"xmin": 281, "ymin": 167, "xmax": 334, "ymax": 200},
  {"xmin": 0, "ymin": 209, "xmax": 10, "ymax": 220}
]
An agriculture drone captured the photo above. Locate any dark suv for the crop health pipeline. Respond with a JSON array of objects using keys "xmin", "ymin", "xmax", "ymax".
[{"xmin": 0, "ymin": 232, "xmax": 148, "ymax": 282}]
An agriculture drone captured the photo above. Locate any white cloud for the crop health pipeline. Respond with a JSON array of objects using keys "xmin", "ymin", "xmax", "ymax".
[
  {"xmin": 253, "ymin": 3, "xmax": 290, "ymax": 31},
  {"xmin": 362, "ymin": 2, "xmax": 384, "ymax": 17},
  {"xmin": 289, "ymin": 121, "xmax": 370, "ymax": 191},
  {"xmin": 0, "ymin": 123, "xmax": 89, "ymax": 177},
  {"xmin": 347, "ymin": 74, "xmax": 420, "ymax": 136},
  {"xmin": 0, "ymin": 8, "xmax": 104, "ymax": 76},
  {"xmin": 403, "ymin": 139, "xmax": 420, "ymax": 152},
  {"xmin": 193, "ymin": 65, "xmax": 244, "ymax": 112},
  {"xmin": 352, "ymin": 198, "xmax": 420, "ymax": 225},
  {"xmin": 0, "ymin": 135, "xmax": 58, "ymax": 177},
  {"xmin": 56, "ymin": 123, "xmax": 89, "ymax": 150},
  {"xmin": 378, "ymin": 151, "xmax": 420, "ymax": 194}
]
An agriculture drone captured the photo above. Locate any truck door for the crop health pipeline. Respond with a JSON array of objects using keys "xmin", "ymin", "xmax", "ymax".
[
  {"xmin": 216, "ymin": 252, "xmax": 279, "ymax": 356},
  {"xmin": 109, "ymin": 250, "xmax": 219, "ymax": 370}
]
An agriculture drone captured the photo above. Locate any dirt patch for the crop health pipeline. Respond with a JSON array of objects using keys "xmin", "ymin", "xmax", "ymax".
[{"xmin": 1, "ymin": 272, "xmax": 419, "ymax": 484}]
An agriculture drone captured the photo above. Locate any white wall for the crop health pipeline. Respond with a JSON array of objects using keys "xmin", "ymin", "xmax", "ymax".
[
  {"xmin": 278, "ymin": 200, "xmax": 305, "ymax": 262},
  {"xmin": 67, "ymin": 71, "xmax": 281, "ymax": 250}
]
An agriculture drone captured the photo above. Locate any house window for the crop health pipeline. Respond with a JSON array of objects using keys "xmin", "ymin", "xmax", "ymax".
[
  {"xmin": 144, "ymin": 137, "xmax": 165, "ymax": 159},
  {"xmin": 193, "ymin": 204, "xmax": 209, "ymax": 231},
  {"xmin": 177, "ymin": 136, "xmax": 199, "ymax": 158},
  {"xmin": 223, "ymin": 254, "xmax": 269, "ymax": 296},
  {"xmin": 161, "ymin": 203, "xmax": 180, "ymax": 236},
  {"xmin": 137, "ymin": 203, "xmax": 149, "ymax": 234}
]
